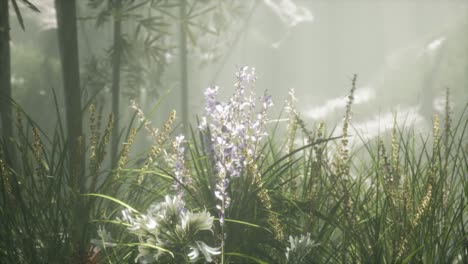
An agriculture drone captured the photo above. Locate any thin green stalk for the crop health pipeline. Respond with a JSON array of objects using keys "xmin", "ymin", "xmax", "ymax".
[
  {"xmin": 111, "ymin": 0, "xmax": 123, "ymax": 169},
  {"xmin": 179, "ymin": 0, "xmax": 189, "ymax": 136}
]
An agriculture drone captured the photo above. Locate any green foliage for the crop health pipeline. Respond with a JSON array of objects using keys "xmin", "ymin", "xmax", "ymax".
[
  {"xmin": 82, "ymin": 0, "xmax": 247, "ymax": 99},
  {"xmin": 1, "ymin": 70, "xmax": 467, "ymax": 263},
  {"xmin": 11, "ymin": 0, "xmax": 40, "ymax": 30},
  {"xmin": 89, "ymin": 71, "xmax": 467, "ymax": 264}
]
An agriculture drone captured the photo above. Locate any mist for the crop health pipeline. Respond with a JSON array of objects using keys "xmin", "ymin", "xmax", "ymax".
[
  {"xmin": 7, "ymin": 0, "xmax": 467, "ymax": 137},
  {"xmin": 1, "ymin": 1, "xmax": 467, "ymax": 263}
]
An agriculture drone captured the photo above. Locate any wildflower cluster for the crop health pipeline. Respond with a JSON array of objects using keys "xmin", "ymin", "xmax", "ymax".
[
  {"xmin": 118, "ymin": 195, "xmax": 220, "ymax": 263},
  {"xmin": 199, "ymin": 66, "xmax": 273, "ymax": 225},
  {"xmin": 164, "ymin": 135, "xmax": 191, "ymax": 205},
  {"xmin": 285, "ymin": 233, "xmax": 317, "ymax": 264}
]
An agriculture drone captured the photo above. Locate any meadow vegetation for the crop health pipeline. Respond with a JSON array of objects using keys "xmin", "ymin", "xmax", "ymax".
[{"xmin": 1, "ymin": 67, "xmax": 467, "ymax": 263}]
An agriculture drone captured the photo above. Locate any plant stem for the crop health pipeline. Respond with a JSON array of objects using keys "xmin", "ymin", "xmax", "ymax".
[
  {"xmin": 179, "ymin": 0, "xmax": 189, "ymax": 136},
  {"xmin": 111, "ymin": 0, "xmax": 122, "ymax": 169},
  {"xmin": 55, "ymin": 0, "xmax": 86, "ymax": 257},
  {"xmin": 0, "ymin": 0, "xmax": 18, "ymax": 172}
]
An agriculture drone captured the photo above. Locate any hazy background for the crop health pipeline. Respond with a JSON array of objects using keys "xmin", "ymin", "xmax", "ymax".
[{"xmin": 9, "ymin": 0, "xmax": 468, "ymax": 143}]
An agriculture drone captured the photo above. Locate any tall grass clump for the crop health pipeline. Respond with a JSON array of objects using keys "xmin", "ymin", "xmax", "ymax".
[
  {"xmin": 89, "ymin": 68, "xmax": 467, "ymax": 263},
  {"xmin": 0, "ymin": 99, "xmax": 127, "ymax": 262},
  {"xmin": 92, "ymin": 66, "xmax": 287, "ymax": 263},
  {"xmin": 0, "ymin": 94, "xmax": 175, "ymax": 263},
  {"xmin": 1, "ymin": 67, "xmax": 466, "ymax": 263}
]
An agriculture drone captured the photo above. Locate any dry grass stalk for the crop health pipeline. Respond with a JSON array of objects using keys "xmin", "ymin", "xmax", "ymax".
[
  {"xmin": 137, "ymin": 109, "xmax": 176, "ymax": 184},
  {"xmin": 0, "ymin": 158, "xmax": 12, "ymax": 196},
  {"xmin": 89, "ymin": 104, "xmax": 98, "ymax": 161},
  {"xmin": 32, "ymin": 127, "xmax": 46, "ymax": 177},
  {"xmin": 90, "ymin": 113, "xmax": 113, "ymax": 177},
  {"xmin": 246, "ymin": 151, "xmax": 284, "ymax": 241},
  {"xmin": 379, "ymin": 140, "xmax": 396, "ymax": 209},
  {"xmin": 115, "ymin": 127, "xmax": 137, "ymax": 178},
  {"xmin": 331, "ymin": 75, "xmax": 357, "ymax": 231},
  {"xmin": 397, "ymin": 173, "xmax": 434, "ymax": 260},
  {"xmin": 391, "ymin": 115, "xmax": 401, "ymax": 186}
]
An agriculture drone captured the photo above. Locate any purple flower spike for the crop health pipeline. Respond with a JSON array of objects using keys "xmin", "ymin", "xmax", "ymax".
[{"xmin": 199, "ymin": 66, "xmax": 272, "ymax": 228}]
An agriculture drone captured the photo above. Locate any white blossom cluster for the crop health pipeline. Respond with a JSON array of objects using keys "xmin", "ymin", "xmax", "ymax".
[
  {"xmin": 285, "ymin": 233, "xmax": 317, "ymax": 264},
  {"xmin": 117, "ymin": 195, "xmax": 220, "ymax": 263}
]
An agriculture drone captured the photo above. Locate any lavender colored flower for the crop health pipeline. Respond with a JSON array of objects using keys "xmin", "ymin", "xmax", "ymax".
[
  {"xmin": 164, "ymin": 134, "xmax": 190, "ymax": 210},
  {"xmin": 199, "ymin": 66, "xmax": 273, "ymax": 226}
]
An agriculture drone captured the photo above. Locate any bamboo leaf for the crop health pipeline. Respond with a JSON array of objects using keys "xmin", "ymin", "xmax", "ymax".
[
  {"xmin": 21, "ymin": 0, "xmax": 40, "ymax": 12},
  {"xmin": 11, "ymin": 0, "xmax": 25, "ymax": 30}
]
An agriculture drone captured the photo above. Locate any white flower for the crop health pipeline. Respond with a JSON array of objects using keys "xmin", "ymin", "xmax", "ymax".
[
  {"xmin": 188, "ymin": 241, "xmax": 221, "ymax": 263},
  {"xmin": 90, "ymin": 226, "xmax": 117, "ymax": 248},
  {"xmin": 285, "ymin": 233, "xmax": 318, "ymax": 264},
  {"xmin": 116, "ymin": 195, "xmax": 219, "ymax": 263}
]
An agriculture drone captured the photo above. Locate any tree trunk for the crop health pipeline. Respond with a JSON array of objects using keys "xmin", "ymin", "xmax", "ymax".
[
  {"xmin": 0, "ymin": 0, "xmax": 18, "ymax": 171},
  {"xmin": 55, "ymin": 0, "xmax": 86, "ymax": 259},
  {"xmin": 179, "ymin": 0, "xmax": 189, "ymax": 136},
  {"xmin": 111, "ymin": 0, "xmax": 122, "ymax": 169}
]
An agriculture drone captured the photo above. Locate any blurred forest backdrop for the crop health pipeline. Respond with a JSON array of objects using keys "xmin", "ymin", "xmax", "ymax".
[
  {"xmin": 3, "ymin": 0, "xmax": 468, "ymax": 140},
  {"xmin": 0, "ymin": 0, "xmax": 467, "ymax": 263}
]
